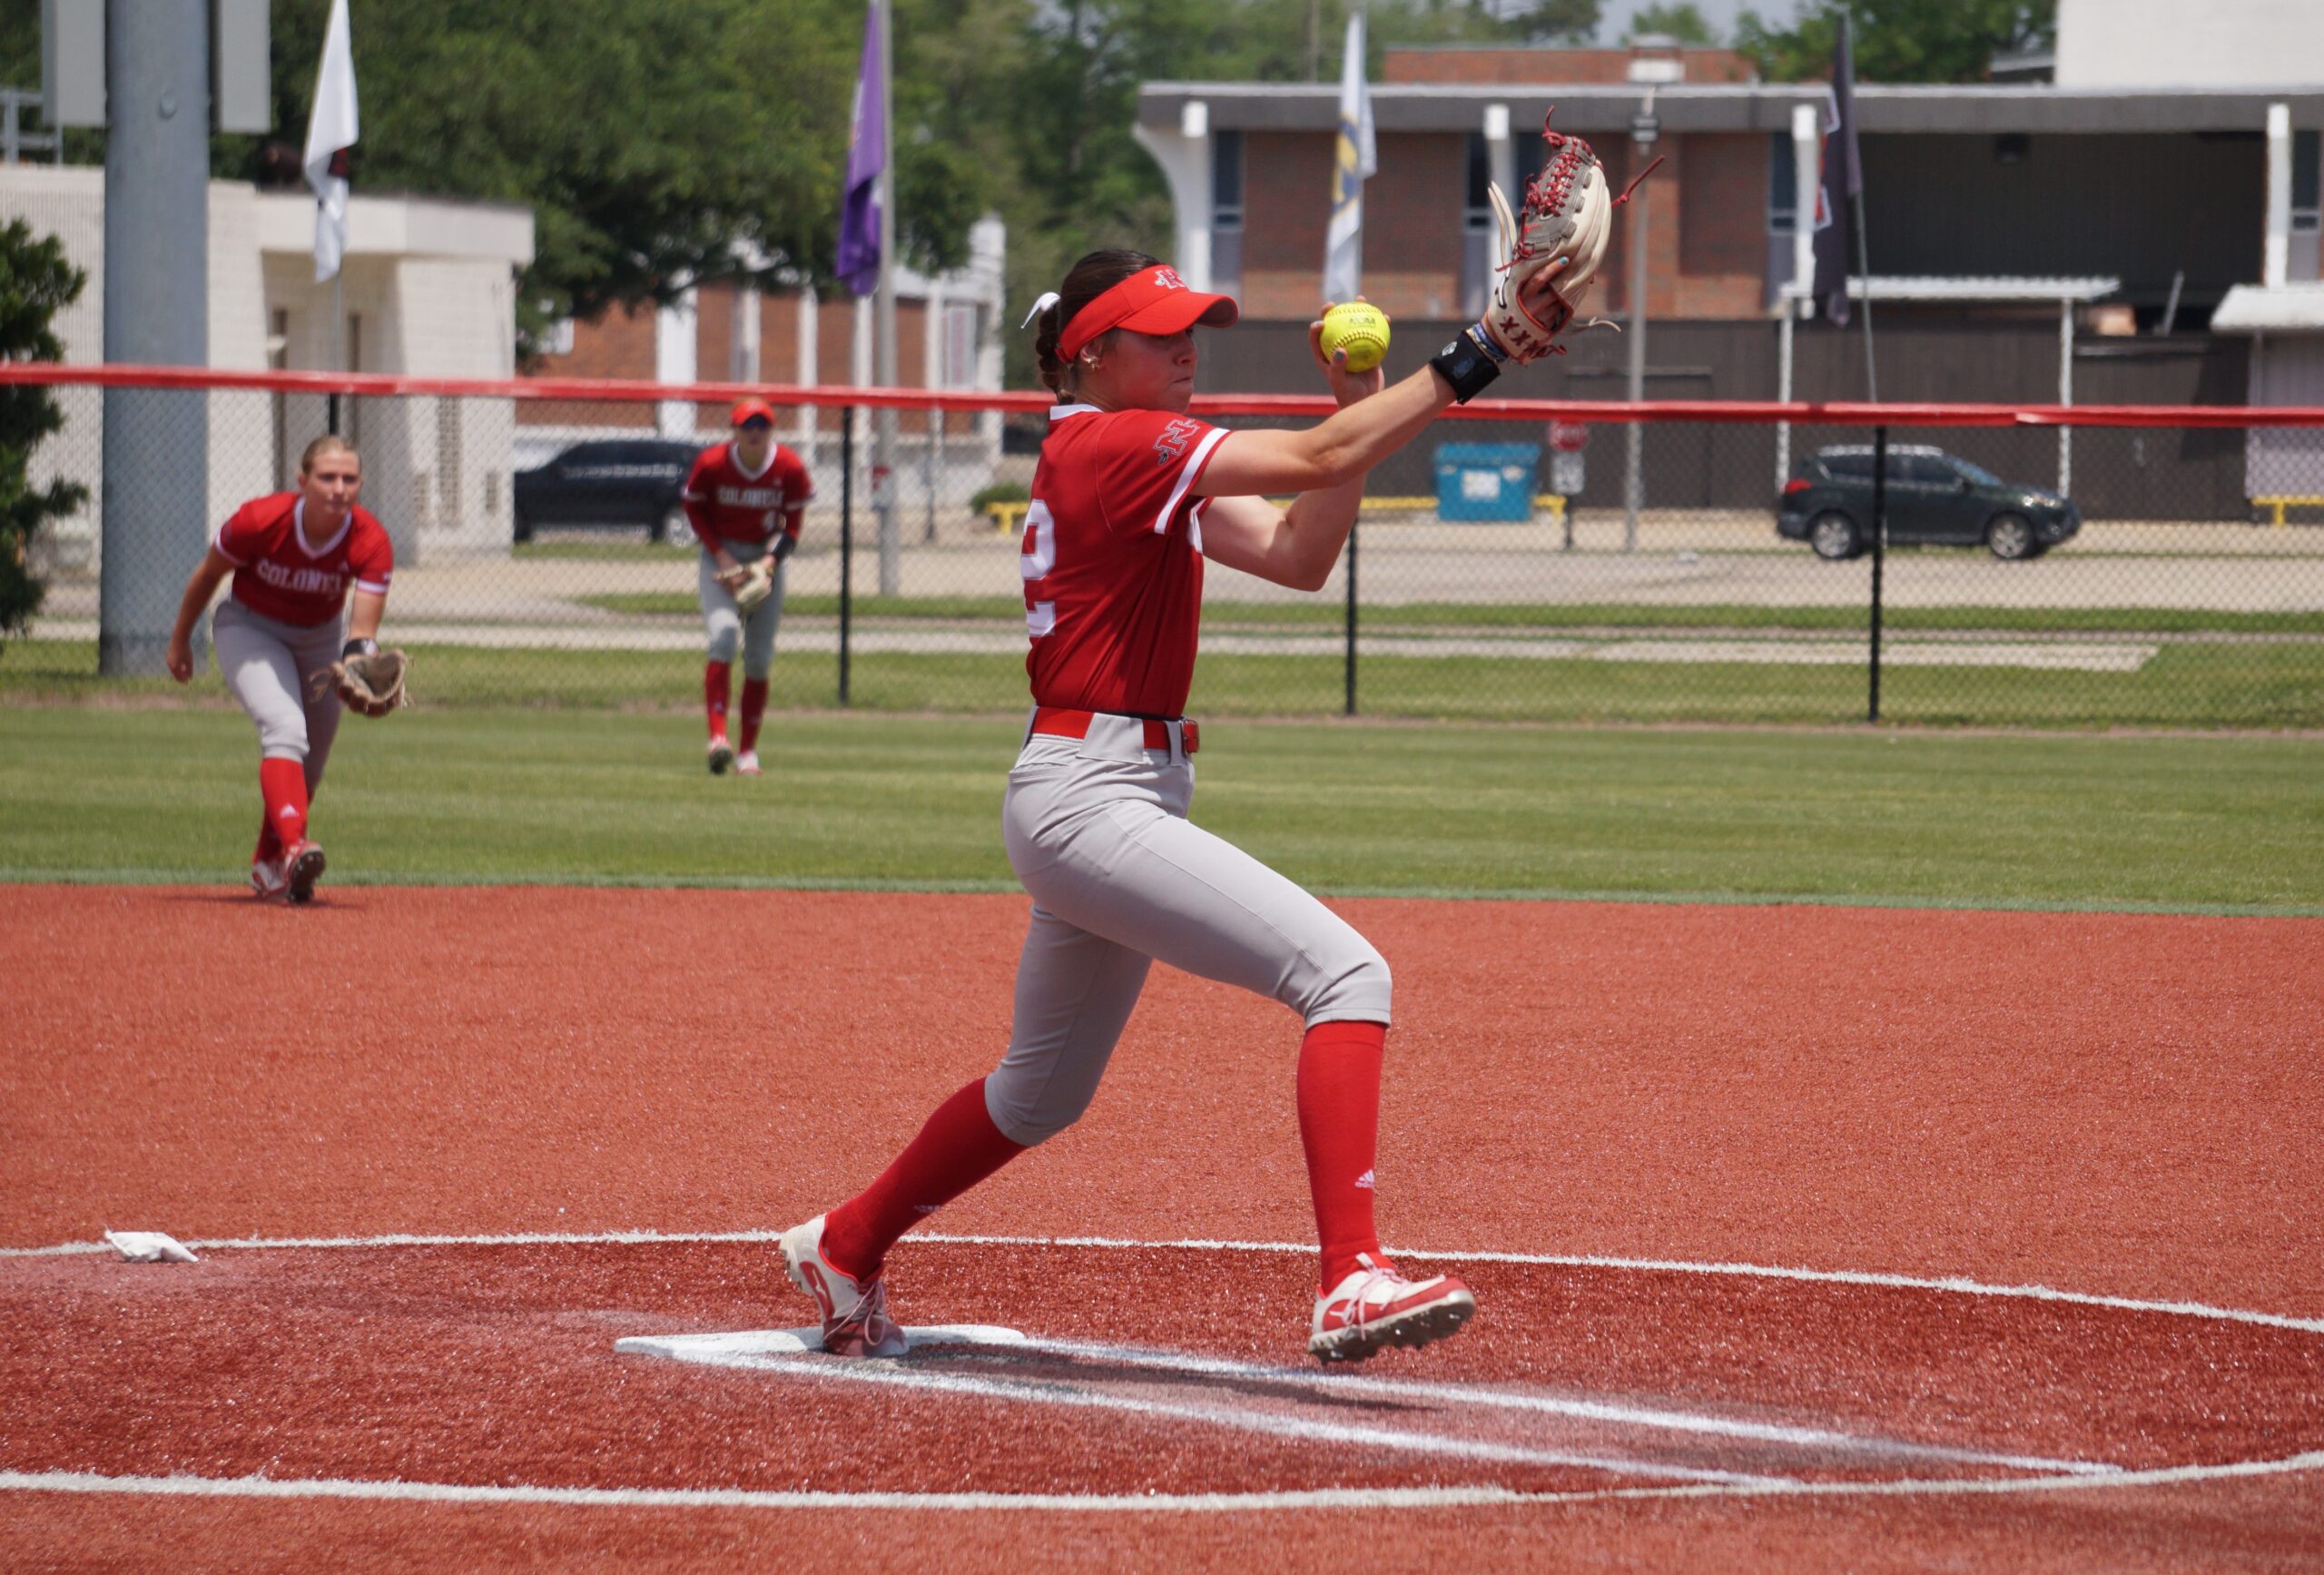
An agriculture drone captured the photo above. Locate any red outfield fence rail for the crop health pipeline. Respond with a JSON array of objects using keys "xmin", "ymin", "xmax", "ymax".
[
  {"xmin": 5, "ymin": 359, "xmax": 2324, "ymax": 428},
  {"xmin": 10, "ymin": 363, "xmax": 2322, "ymax": 729}
]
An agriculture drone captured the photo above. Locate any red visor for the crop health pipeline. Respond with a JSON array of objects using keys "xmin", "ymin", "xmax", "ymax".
[
  {"xmin": 1058, "ymin": 265, "xmax": 1238, "ymax": 361},
  {"xmin": 731, "ymin": 399, "xmax": 776, "ymax": 427}
]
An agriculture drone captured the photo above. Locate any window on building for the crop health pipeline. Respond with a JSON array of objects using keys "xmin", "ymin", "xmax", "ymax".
[
  {"xmin": 540, "ymin": 317, "xmax": 576, "ymax": 356},
  {"xmin": 2295, "ymin": 128, "xmax": 2320, "ymax": 232},
  {"xmin": 1463, "ymin": 132, "xmax": 1550, "ymax": 317},
  {"xmin": 1767, "ymin": 130, "xmax": 1799, "ymax": 306},
  {"xmin": 1211, "ymin": 130, "xmax": 1244, "ymax": 292},
  {"xmin": 941, "ymin": 301, "xmax": 982, "ymax": 388}
]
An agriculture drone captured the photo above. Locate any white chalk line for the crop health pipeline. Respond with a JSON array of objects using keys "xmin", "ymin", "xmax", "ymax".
[
  {"xmin": 1015, "ymin": 1335, "xmax": 2118, "ymax": 1477},
  {"xmin": 624, "ymin": 1326, "xmax": 2107, "ymax": 1481},
  {"xmin": 8, "ymin": 1226, "xmax": 2321, "ymax": 1335},
  {"xmin": 3, "ymin": 1453, "xmax": 2319, "ymax": 1516},
  {"xmin": 650, "ymin": 1343, "xmax": 1780, "ymax": 1488}
]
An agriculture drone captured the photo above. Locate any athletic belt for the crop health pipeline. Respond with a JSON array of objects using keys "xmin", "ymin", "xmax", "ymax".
[{"xmin": 1030, "ymin": 705, "xmax": 1200, "ymax": 756}]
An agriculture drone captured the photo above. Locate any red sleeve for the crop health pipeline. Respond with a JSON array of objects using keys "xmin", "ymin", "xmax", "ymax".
[
  {"xmin": 681, "ymin": 448, "xmax": 719, "ymax": 543},
  {"xmin": 1090, "ymin": 411, "xmax": 1228, "ymax": 541},
  {"xmin": 348, "ymin": 509, "xmax": 394, "ymax": 592},
  {"xmin": 212, "ymin": 499, "xmax": 261, "ymax": 566},
  {"xmin": 779, "ymin": 448, "xmax": 812, "ymax": 537}
]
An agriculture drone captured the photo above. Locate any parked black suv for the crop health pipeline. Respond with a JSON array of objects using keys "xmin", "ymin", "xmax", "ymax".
[
  {"xmin": 512, "ymin": 438, "xmax": 702, "ymax": 543},
  {"xmin": 1777, "ymin": 445, "xmax": 2081, "ymax": 561}
]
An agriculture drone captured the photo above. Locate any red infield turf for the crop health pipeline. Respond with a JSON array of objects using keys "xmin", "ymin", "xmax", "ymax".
[{"xmin": 2, "ymin": 886, "xmax": 2319, "ymax": 1570}]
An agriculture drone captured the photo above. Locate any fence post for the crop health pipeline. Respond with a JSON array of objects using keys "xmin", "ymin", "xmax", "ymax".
[
  {"xmin": 1344, "ymin": 520, "xmax": 1358, "ymax": 716},
  {"xmin": 1867, "ymin": 422, "xmax": 1886, "ymax": 724},
  {"xmin": 840, "ymin": 406, "xmax": 854, "ymax": 707}
]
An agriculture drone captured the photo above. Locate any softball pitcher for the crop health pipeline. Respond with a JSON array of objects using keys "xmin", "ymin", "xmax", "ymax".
[
  {"xmin": 780, "ymin": 242, "xmax": 1581, "ymax": 1363},
  {"xmin": 164, "ymin": 435, "xmax": 395, "ymax": 904},
  {"xmin": 684, "ymin": 399, "xmax": 811, "ymax": 776}
]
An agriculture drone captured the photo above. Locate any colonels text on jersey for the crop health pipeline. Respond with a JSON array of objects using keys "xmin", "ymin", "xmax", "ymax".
[
  {"xmin": 1020, "ymin": 404, "xmax": 1230, "ymax": 717},
  {"xmin": 213, "ymin": 493, "xmax": 393, "ymax": 627},
  {"xmin": 683, "ymin": 443, "xmax": 813, "ymax": 547}
]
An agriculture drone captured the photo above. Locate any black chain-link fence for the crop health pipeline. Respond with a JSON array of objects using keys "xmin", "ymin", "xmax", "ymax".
[{"xmin": 12, "ymin": 373, "xmax": 2322, "ymax": 728}]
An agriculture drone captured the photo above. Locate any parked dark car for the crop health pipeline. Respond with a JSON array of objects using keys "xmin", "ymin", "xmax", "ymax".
[
  {"xmin": 512, "ymin": 438, "xmax": 701, "ymax": 543},
  {"xmin": 1777, "ymin": 445, "xmax": 2081, "ymax": 561}
]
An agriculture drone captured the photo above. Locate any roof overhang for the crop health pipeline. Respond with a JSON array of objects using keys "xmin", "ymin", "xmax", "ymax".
[
  {"xmin": 2210, "ymin": 283, "xmax": 2324, "ymax": 333},
  {"xmin": 1781, "ymin": 276, "xmax": 2120, "ymax": 303},
  {"xmin": 1138, "ymin": 83, "xmax": 2324, "ymax": 137}
]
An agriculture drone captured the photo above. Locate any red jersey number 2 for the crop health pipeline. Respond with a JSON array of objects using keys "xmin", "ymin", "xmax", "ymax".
[{"xmin": 1020, "ymin": 499, "xmax": 1057, "ymax": 637}]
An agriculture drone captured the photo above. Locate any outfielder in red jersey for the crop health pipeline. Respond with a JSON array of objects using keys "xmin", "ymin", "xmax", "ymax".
[
  {"xmin": 683, "ymin": 399, "xmax": 812, "ymax": 775},
  {"xmin": 165, "ymin": 435, "xmax": 394, "ymax": 903},
  {"xmin": 780, "ymin": 247, "xmax": 1579, "ymax": 1363}
]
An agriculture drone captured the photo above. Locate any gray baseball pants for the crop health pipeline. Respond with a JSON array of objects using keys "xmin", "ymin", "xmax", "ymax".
[
  {"xmin": 985, "ymin": 713, "xmax": 1392, "ymax": 1147},
  {"xmin": 699, "ymin": 548, "xmax": 785, "ymax": 678},
  {"xmin": 211, "ymin": 597, "xmax": 342, "ymax": 784}
]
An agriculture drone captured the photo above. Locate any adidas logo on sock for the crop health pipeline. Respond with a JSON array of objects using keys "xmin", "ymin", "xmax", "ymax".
[{"xmin": 1354, "ymin": 1168, "xmax": 1375, "ymax": 1190}]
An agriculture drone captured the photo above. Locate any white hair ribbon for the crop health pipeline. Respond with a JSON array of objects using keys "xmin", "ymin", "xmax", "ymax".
[{"xmin": 1019, "ymin": 291, "xmax": 1062, "ymax": 330}]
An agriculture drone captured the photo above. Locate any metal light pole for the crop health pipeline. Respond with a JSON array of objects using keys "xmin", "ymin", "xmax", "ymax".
[
  {"xmin": 872, "ymin": 0, "xmax": 900, "ymax": 596},
  {"xmin": 1621, "ymin": 92, "xmax": 1656, "ymax": 556},
  {"xmin": 99, "ymin": 0, "xmax": 209, "ymax": 674}
]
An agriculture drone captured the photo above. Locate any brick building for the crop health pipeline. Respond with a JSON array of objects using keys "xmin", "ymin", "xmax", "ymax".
[
  {"xmin": 1134, "ymin": 44, "xmax": 2322, "ymax": 366},
  {"xmin": 518, "ymin": 216, "xmax": 1009, "ymax": 500}
]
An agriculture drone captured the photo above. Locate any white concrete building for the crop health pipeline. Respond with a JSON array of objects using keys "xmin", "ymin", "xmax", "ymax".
[{"xmin": 0, "ymin": 163, "xmax": 534, "ymax": 566}]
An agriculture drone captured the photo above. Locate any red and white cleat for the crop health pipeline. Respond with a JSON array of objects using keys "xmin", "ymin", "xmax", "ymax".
[
  {"xmin": 735, "ymin": 749, "xmax": 762, "ymax": 777},
  {"xmin": 250, "ymin": 854, "xmax": 288, "ymax": 901},
  {"xmin": 282, "ymin": 839, "xmax": 327, "ymax": 905},
  {"xmin": 707, "ymin": 737, "xmax": 735, "ymax": 775},
  {"xmin": 780, "ymin": 1215, "xmax": 908, "ymax": 1357},
  {"xmin": 1309, "ymin": 1253, "xmax": 1476, "ymax": 1363}
]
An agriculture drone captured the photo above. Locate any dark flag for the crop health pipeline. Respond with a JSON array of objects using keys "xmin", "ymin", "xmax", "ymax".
[{"xmin": 1809, "ymin": 13, "xmax": 1862, "ymax": 326}]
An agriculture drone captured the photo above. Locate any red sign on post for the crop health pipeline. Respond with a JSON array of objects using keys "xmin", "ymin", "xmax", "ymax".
[{"xmin": 1548, "ymin": 420, "xmax": 1590, "ymax": 453}]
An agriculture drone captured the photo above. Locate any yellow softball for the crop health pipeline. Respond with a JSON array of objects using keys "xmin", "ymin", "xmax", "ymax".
[{"xmin": 1320, "ymin": 301, "xmax": 1391, "ymax": 374}]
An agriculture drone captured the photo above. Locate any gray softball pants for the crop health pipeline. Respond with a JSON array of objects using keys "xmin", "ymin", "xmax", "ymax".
[
  {"xmin": 985, "ymin": 713, "xmax": 1393, "ymax": 1147},
  {"xmin": 698, "ymin": 548, "xmax": 785, "ymax": 678},
  {"xmin": 211, "ymin": 597, "xmax": 342, "ymax": 783}
]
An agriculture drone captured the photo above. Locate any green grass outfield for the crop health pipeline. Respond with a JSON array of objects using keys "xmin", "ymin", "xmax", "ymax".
[
  {"xmin": 8, "ymin": 637, "xmax": 2321, "ymax": 729},
  {"xmin": 2, "ymin": 708, "xmax": 2317, "ymax": 913}
]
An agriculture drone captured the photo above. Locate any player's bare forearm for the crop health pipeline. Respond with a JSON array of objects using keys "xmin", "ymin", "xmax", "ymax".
[
  {"xmin": 347, "ymin": 589, "xmax": 387, "ymax": 644},
  {"xmin": 165, "ymin": 550, "xmax": 232, "ymax": 681},
  {"xmin": 1203, "ymin": 477, "xmax": 1367, "ymax": 592},
  {"xmin": 1196, "ymin": 368, "xmax": 1452, "ymax": 499}
]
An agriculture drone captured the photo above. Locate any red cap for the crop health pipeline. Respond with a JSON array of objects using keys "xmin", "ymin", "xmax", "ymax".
[
  {"xmin": 1058, "ymin": 265, "xmax": 1238, "ymax": 361},
  {"xmin": 731, "ymin": 399, "xmax": 776, "ymax": 428}
]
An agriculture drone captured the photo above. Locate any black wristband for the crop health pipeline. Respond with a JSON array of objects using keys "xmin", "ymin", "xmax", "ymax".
[
  {"xmin": 773, "ymin": 533, "xmax": 798, "ymax": 563},
  {"xmin": 1427, "ymin": 327, "xmax": 1503, "ymax": 405},
  {"xmin": 341, "ymin": 636, "xmax": 378, "ymax": 660}
]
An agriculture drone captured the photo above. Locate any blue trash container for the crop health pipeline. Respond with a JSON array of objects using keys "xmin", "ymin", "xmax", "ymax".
[{"xmin": 1433, "ymin": 442, "xmax": 1541, "ymax": 523}]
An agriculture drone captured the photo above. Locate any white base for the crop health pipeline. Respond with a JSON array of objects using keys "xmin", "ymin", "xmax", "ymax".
[{"xmin": 615, "ymin": 1324, "xmax": 1027, "ymax": 1361}]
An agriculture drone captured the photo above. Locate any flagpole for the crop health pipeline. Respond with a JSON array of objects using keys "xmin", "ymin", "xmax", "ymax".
[{"xmin": 872, "ymin": 0, "xmax": 899, "ymax": 597}]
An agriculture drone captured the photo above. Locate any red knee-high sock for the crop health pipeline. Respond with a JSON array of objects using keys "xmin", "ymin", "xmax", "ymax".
[
  {"xmin": 739, "ymin": 677, "xmax": 769, "ymax": 752},
  {"xmin": 704, "ymin": 660, "xmax": 732, "ymax": 741},
  {"xmin": 819, "ymin": 1078, "xmax": 1027, "ymax": 1281},
  {"xmin": 1298, "ymin": 1020, "xmax": 1388, "ymax": 1289},
  {"xmin": 258, "ymin": 757, "xmax": 310, "ymax": 849}
]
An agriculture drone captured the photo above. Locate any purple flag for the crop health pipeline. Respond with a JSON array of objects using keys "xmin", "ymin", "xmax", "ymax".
[{"xmin": 837, "ymin": 0, "xmax": 884, "ymax": 298}]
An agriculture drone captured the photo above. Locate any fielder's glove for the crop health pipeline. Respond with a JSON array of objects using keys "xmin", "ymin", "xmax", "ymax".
[
  {"xmin": 325, "ymin": 639, "xmax": 409, "ymax": 718},
  {"xmin": 1477, "ymin": 110, "xmax": 1663, "ymax": 364},
  {"xmin": 732, "ymin": 559, "xmax": 775, "ymax": 613}
]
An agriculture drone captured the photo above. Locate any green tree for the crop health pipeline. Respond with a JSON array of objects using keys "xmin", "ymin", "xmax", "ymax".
[
  {"xmin": 1735, "ymin": 0, "xmax": 2053, "ymax": 83},
  {"xmin": 1626, "ymin": 3, "xmax": 1720, "ymax": 45},
  {"xmin": 0, "ymin": 219, "xmax": 86, "ymax": 646}
]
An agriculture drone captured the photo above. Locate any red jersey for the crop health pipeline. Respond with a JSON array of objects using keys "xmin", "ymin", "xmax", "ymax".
[
  {"xmin": 682, "ymin": 441, "xmax": 812, "ymax": 549},
  {"xmin": 213, "ymin": 493, "xmax": 393, "ymax": 628},
  {"xmin": 1021, "ymin": 403, "xmax": 1231, "ymax": 717}
]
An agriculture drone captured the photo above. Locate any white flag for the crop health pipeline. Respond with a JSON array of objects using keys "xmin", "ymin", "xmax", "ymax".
[
  {"xmin": 303, "ymin": 0, "xmax": 359, "ymax": 284},
  {"xmin": 1322, "ymin": 9, "xmax": 1376, "ymax": 304}
]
